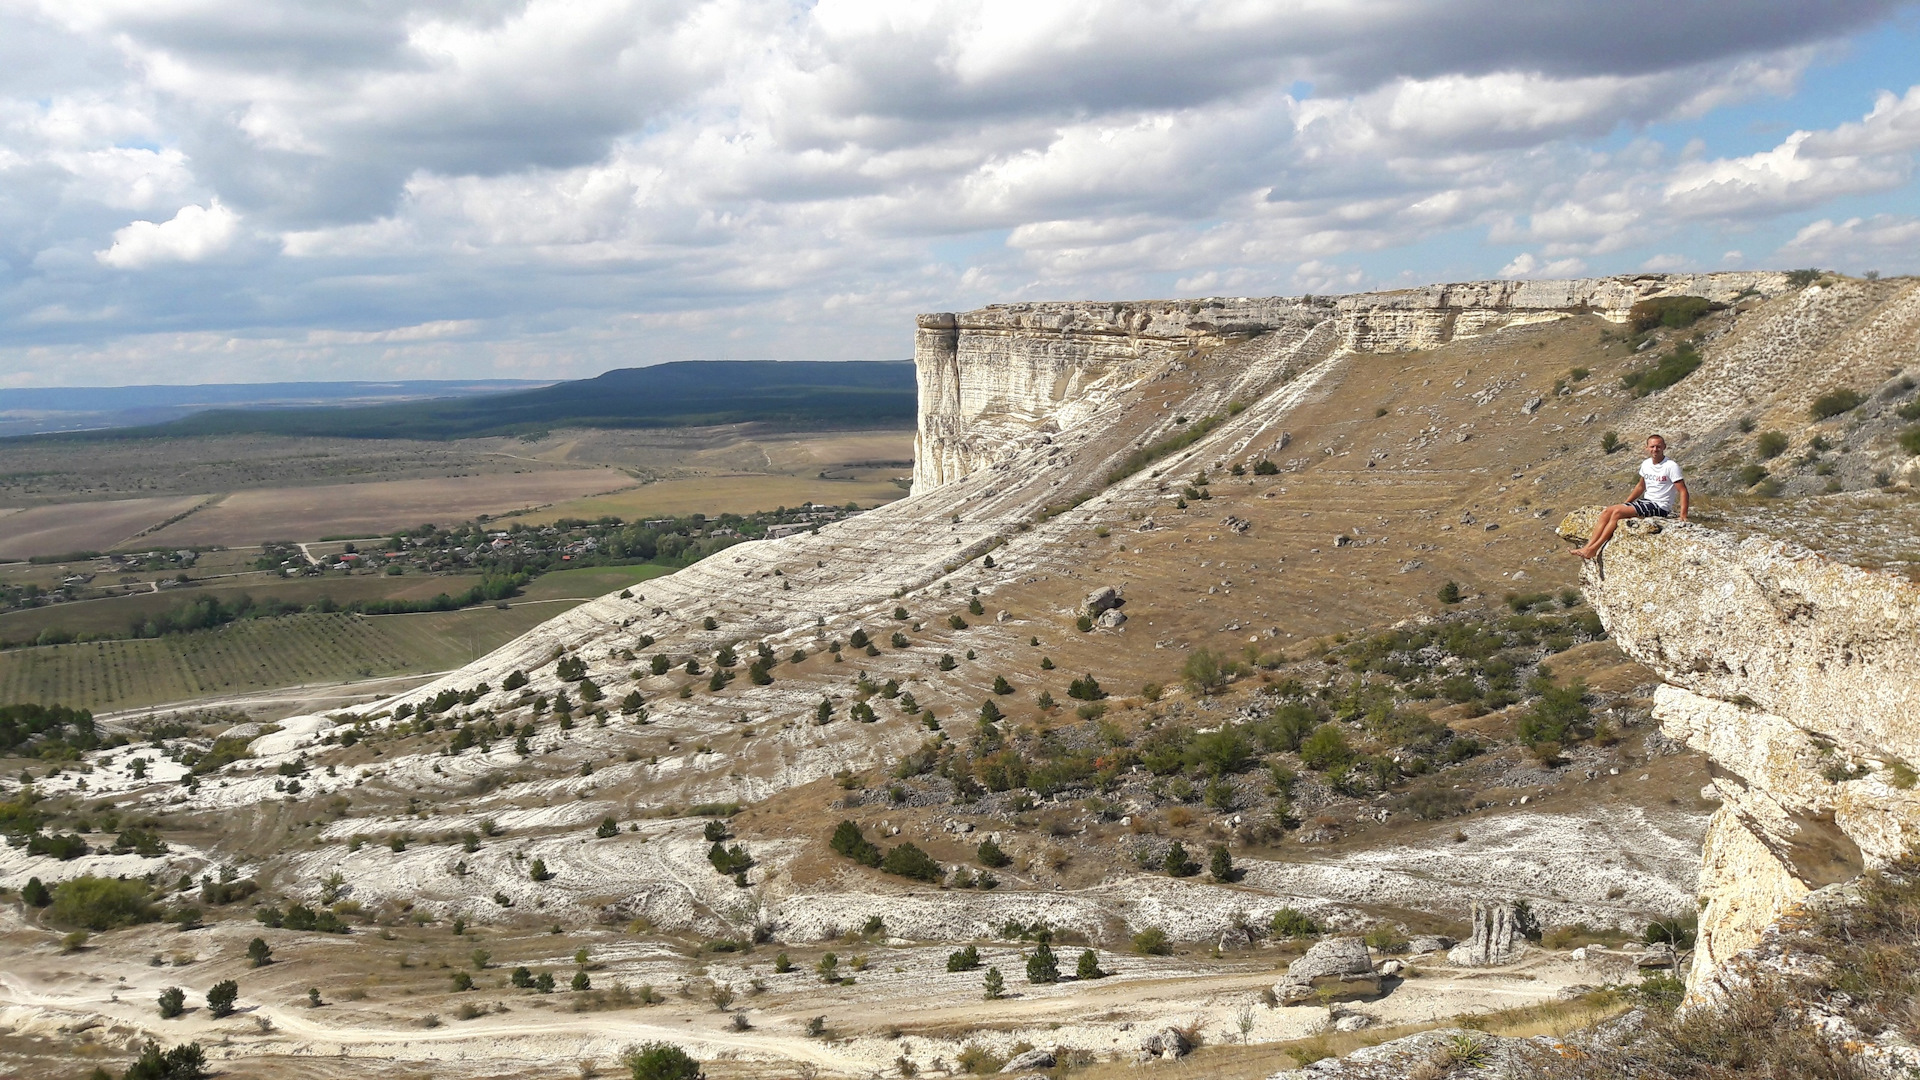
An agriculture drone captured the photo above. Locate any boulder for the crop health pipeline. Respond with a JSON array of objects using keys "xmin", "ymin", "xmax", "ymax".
[
  {"xmin": 1136, "ymin": 1028, "xmax": 1191, "ymax": 1062},
  {"xmin": 999, "ymin": 1049, "xmax": 1055, "ymax": 1073},
  {"xmin": 1096, "ymin": 608, "xmax": 1127, "ymax": 628},
  {"xmin": 1333, "ymin": 1013, "xmax": 1374, "ymax": 1032},
  {"xmin": 1276, "ymin": 937, "xmax": 1380, "ymax": 1003},
  {"xmin": 1407, "ymin": 935, "xmax": 1455, "ymax": 955},
  {"xmin": 1083, "ymin": 585, "xmax": 1123, "ymax": 613}
]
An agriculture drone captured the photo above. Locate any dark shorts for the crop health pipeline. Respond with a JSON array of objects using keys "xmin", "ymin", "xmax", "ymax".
[{"xmin": 1627, "ymin": 499, "xmax": 1671, "ymax": 518}]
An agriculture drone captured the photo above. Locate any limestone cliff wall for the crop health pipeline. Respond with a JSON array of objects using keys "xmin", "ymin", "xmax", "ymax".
[
  {"xmin": 913, "ymin": 272, "xmax": 1782, "ymax": 492},
  {"xmin": 1561, "ymin": 509, "xmax": 1920, "ymax": 988}
]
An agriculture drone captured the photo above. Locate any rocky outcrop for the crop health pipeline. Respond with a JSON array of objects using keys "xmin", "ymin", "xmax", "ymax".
[
  {"xmin": 913, "ymin": 274, "xmax": 1782, "ymax": 492},
  {"xmin": 1276, "ymin": 937, "xmax": 1380, "ymax": 1003},
  {"xmin": 1446, "ymin": 901, "xmax": 1520, "ymax": 966},
  {"xmin": 1560, "ymin": 509, "xmax": 1920, "ymax": 989}
]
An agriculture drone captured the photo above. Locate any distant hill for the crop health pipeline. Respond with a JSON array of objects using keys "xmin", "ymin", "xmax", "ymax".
[
  {"xmin": 9, "ymin": 361, "xmax": 917, "ymax": 442},
  {"xmin": 0, "ymin": 379, "xmax": 548, "ymax": 437}
]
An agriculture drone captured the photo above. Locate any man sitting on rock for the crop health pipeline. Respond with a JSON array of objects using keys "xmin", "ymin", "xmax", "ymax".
[{"xmin": 1573, "ymin": 433, "xmax": 1688, "ymax": 560}]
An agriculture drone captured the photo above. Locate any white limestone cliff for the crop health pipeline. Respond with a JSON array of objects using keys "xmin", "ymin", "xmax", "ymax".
[{"xmin": 1560, "ymin": 510, "xmax": 1920, "ymax": 988}]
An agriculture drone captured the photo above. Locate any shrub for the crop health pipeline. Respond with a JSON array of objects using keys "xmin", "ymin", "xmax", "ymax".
[
  {"xmin": 1132, "ymin": 927, "xmax": 1170, "ymax": 955},
  {"xmin": 977, "ymin": 839, "xmax": 1010, "ymax": 868},
  {"xmin": 981, "ymin": 967, "xmax": 1005, "ymax": 1000},
  {"xmin": 948, "ymin": 614, "xmax": 968, "ymax": 630},
  {"xmin": 21, "ymin": 876, "xmax": 50, "ymax": 907},
  {"xmin": 830, "ymin": 821, "xmax": 882, "ymax": 867},
  {"xmin": 1755, "ymin": 430, "xmax": 1789, "ymax": 459},
  {"xmin": 598, "ymin": 816, "xmax": 620, "ymax": 838},
  {"xmin": 529, "ymin": 858, "xmax": 553, "ymax": 882},
  {"xmin": 947, "ymin": 944, "xmax": 981, "ymax": 972},
  {"xmin": 1437, "ymin": 580, "xmax": 1461, "ymax": 604},
  {"xmin": 205, "ymin": 980, "xmax": 238, "ymax": 1019},
  {"xmin": 122, "ymin": 1041, "xmax": 208, "ymax": 1080},
  {"xmin": 1601, "ymin": 430, "xmax": 1622, "ymax": 454},
  {"xmin": 1298, "ymin": 725, "xmax": 1354, "ymax": 771},
  {"xmin": 1208, "ymin": 843, "xmax": 1236, "ymax": 883},
  {"xmin": 157, "ymin": 986, "xmax": 186, "ymax": 1019},
  {"xmin": 1628, "ymin": 295, "xmax": 1715, "ymax": 333},
  {"xmin": 1517, "ymin": 678, "xmax": 1591, "ymax": 748},
  {"xmin": 1900, "ymin": 425, "xmax": 1920, "ymax": 455},
  {"xmin": 1810, "ymin": 388, "xmax": 1865, "ymax": 420},
  {"xmin": 1067, "ymin": 673, "xmax": 1106, "ymax": 700},
  {"xmin": 1737, "ymin": 463, "xmax": 1770, "ymax": 487},
  {"xmin": 881, "ymin": 842, "xmax": 942, "ymax": 882},
  {"xmin": 623, "ymin": 1042, "xmax": 702, "ymax": 1080},
  {"xmin": 1270, "ymin": 907, "xmax": 1321, "ymax": 939},
  {"xmin": 1181, "ymin": 648, "xmax": 1231, "ymax": 695},
  {"xmin": 1163, "ymin": 842, "xmax": 1198, "ymax": 878},
  {"xmin": 1621, "ymin": 342, "xmax": 1704, "ymax": 397},
  {"xmin": 247, "ymin": 938, "xmax": 273, "ymax": 967},
  {"xmin": 1075, "ymin": 949, "xmax": 1106, "ymax": 979},
  {"xmin": 50, "ymin": 875, "xmax": 156, "ymax": 931},
  {"xmin": 1253, "ymin": 459, "xmax": 1279, "ymax": 475}
]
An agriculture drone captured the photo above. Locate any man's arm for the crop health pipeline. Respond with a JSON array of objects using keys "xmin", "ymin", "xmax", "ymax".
[
  {"xmin": 1626, "ymin": 478, "xmax": 1646, "ymax": 502},
  {"xmin": 1674, "ymin": 479, "xmax": 1689, "ymax": 521}
]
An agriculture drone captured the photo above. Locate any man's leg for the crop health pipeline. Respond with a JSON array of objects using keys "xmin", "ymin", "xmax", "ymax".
[{"xmin": 1574, "ymin": 503, "xmax": 1640, "ymax": 560}]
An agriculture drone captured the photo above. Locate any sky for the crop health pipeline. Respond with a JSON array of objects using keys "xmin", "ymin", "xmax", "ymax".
[{"xmin": 3, "ymin": 0, "xmax": 1919, "ymax": 387}]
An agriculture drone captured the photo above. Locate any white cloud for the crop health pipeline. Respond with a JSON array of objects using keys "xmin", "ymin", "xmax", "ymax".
[
  {"xmin": 1, "ymin": 1, "xmax": 1918, "ymax": 382},
  {"xmin": 1776, "ymin": 214, "xmax": 1920, "ymax": 271},
  {"xmin": 95, "ymin": 200, "xmax": 239, "ymax": 268}
]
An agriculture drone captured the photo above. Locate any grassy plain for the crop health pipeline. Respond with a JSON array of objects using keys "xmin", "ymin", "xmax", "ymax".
[
  {"xmin": 0, "ymin": 564, "xmax": 675, "ymax": 712},
  {"xmin": 0, "ymin": 496, "xmax": 210, "ymax": 560},
  {"xmin": 522, "ymin": 471, "xmax": 907, "ymax": 523},
  {"xmin": 141, "ymin": 469, "xmax": 634, "ymax": 547}
]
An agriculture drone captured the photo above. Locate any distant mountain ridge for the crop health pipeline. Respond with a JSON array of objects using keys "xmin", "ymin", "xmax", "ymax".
[
  {"xmin": 0, "ymin": 379, "xmax": 548, "ymax": 437},
  {"xmin": 4, "ymin": 360, "xmax": 917, "ymax": 441}
]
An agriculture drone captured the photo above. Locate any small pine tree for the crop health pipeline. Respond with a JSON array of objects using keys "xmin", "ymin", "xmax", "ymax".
[
  {"xmin": 1075, "ymin": 949, "xmax": 1106, "ymax": 980},
  {"xmin": 976, "ymin": 839, "xmax": 1010, "ymax": 868},
  {"xmin": 1438, "ymin": 580, "xmax": 1462, "ymax": 604},
  {"xmin": 982, "ymin": 966, "xmax": 1005, "ymax": 1000},
  {"xmin": 1025, "ymin": 943, "xmax": 1059, "ymax": 984},
  {"xmin": 1163, "ymin": 842, "xmax": 1197, "ymax": 877},
  {"xmin": 157, "ymin": 986, "xmax": 186, "ymax": 1019},
  {"xmin": 597, "ymin": 816, "xmax": 619, "ymax": 838},
  {"xmin": 572, "ymin": 970, "xmax": 591, "ymax": 991},
  {"xmin": 205, "ymin": 979, "xmax": 238, "ymax": 1018},
  {"xmin": 529, "ymin": 858, "xmax": 553, "ymax": 882},
  {"xmin": 22, "ymin": 876, "xmax": 50, "ymax": 907},
  {"xmin": 947, "ymin": 944, "xmax": 981, "ymax": 971},
  {"xmin": 774, "ymin": 952, "xmax": 793, "ymax": 973},
  {"xmin": 968, "ymin": 598, "xmax": 984, "ymax": 616},
  {"xmin": 1208, "ymin": 843, "xmax": 1235, "ymax": 883},
  {"xmin": 246, "ymin": 937, "xmax": 273, "ymax": 967}
]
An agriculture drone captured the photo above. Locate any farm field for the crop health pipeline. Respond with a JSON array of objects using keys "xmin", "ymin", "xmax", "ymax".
[
  {"xmin": 139, "ymin": 468, "xmax": 634, "ymax": 547},
  {"xmin": 0, "ymin": 568, "xmax": 501, "ymax": 643},
  {"xmin": 521, "ymin": 471, "xmax": 907, "ymax": 523},
  {"xmin": 0, "ymin": 564, "xmax": 675, "ymax": 712},
  {"xmin": 0, "ymin": 495, "xmax": 210, "ymax": 560}
]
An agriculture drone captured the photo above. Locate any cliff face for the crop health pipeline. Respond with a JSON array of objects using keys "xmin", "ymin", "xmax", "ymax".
[
  {"xmin": 1561, "ymin": 508, "xmax": 1920, "ymax": 988},
  {"xmin": 913, "ymin": 273, "xmax": 1780, "ymax": 492}
]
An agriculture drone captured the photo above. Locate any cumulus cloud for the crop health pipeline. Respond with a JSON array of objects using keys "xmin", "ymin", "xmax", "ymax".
[
  {"xmin": 1777, "ymin": 214, "xmax": 1920, "ymax": 270},
  {"xmin": 2, "ymin": 0, "xmax": 1919, "ymax": 383},
  {"xmin": 95, "ymin": 200, "xmax": 239, "ymax": 268}
]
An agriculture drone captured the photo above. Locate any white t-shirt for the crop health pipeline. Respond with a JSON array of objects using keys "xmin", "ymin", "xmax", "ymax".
[{"xmin": 1639, "ymin": 457, "xmax": 1684, "ymax": 510}]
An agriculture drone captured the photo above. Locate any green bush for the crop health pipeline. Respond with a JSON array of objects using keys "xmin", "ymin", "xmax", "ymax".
[
  {"xmin": 624, "ymin": 1041, "xmax": 702, "ymax": 1080},
  {"xmin": 947, "ymin": 944, "xmax": 981, "ymax": 972},
  {"xmin": 1809, "ymin": 388, "xmax": 1865, "ymax": 420},
  {"xmin": 157, "ymin": 986, "xmax": 186, "ymax": 1019},
  {"xmin": 1025, "ymin": 942, "xmax": 1060, "ymax": 984},
  {"xmin": 880, "ymin": 842, "xmax": 942, "ymax": 882},
  {"xmin": 1755, "ymin": 431, "xmax": 1789, "ymax": 459},
  {"xmin": 1437, "ymin": 580, "xmax": 1461, "ymax": 604},
  {"xmin": 1737, "ymin": 464, "xmax": 1769, "ymax": 487},
  {"xmin": 1600, "ymin": 431, "xmax": 1622, "ymax": 454},
  {"xmin": 122, "ymin": 1040, "xmax": 207, "ymax": 1080},
  {"xmin": 1621, "ymin": 342, "xmax": 1704, "ymax": 397},
  {"xmin": 1628, "ymin": 296, "xmax": 1715, "ymax": 333},
  {"xmin": 205, "ymin": 980, "xmax": 238, "ymax": 1018},
  {"xmin": 1900, "ymin": 425, "xmax": 1920, "ymax": 455},
  {"xmin": 976, "ymin": 838, "xmax": 1010, "ymax": 868},
  {"xmin": 1131, "ymin": 927, "xmax": 1171, "ymax": 955},
  {"xmin": 1076, "ymin": 949, "xmax": 1106, "ymax": 979},
  {"xmin": 1162, "ymin": 842, "xmax": 1198, "ymax": 878},
  {"xmin": 49, "ymin": 875, "xmax": 157, "ymax": 931},
  {"xmin": 1181, "ymin": 648, "xmax": 1231, "ymax": 695},
  {"xmin": 1298, "ymin": 725, "xmax": 1355, "ymax": 771},
  {"xmin": 1517, "ymin": 678, "xmax": 1591, "ymax": 748},
  {"xmin": 1270, "ymin": 907, "xmax": 1321, "ymax": 939},
  {"xmin": 830, "ymin": 821, "xmax": 882, "ymax": 867}
]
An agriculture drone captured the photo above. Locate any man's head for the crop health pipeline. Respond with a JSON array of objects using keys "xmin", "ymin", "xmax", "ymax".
[{"xmin": 1646, "ymin": 434, "xmax": 1667, "ymax": 462}]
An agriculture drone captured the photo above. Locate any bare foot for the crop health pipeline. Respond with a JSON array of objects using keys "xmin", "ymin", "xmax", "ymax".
[{"xmin": 1570, "ymin": 545, "xmax": 1598, "ymax": 560}]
